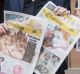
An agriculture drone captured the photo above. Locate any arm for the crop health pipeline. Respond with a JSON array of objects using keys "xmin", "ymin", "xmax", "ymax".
[
  {"xmin": 63, "ymin": 0, "xmax": 70, "ymax": 10},
  {"xmin": 0, "ymin": 0, "xmax": 4, "ymax": 23},
  {"xmin": 4, "ymin": 0, "xmax": 23, "ymax": 12}
]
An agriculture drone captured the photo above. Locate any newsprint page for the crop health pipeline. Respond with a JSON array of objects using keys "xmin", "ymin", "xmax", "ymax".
[
  {"xmin": 34, "ymin": 1, "xmax": 80, "ymax": 74},
  {"xmin": 0, "ymin": 11, "xmax": 47, "ymax": 74}
]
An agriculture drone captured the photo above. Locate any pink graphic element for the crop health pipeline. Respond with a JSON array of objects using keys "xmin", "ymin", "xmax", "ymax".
[
  {"xmin": 0, "ymin": 72, "xmax": 6, "ymax": 74},
  {"xmin": 13, "ymin": 65, "xmax": 23, "ymax": 74}
]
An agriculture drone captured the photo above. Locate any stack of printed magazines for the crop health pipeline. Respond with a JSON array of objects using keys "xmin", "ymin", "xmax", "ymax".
[{"xmin": 0, "ymin": 1, "xmax": 80, "ymax": 74}]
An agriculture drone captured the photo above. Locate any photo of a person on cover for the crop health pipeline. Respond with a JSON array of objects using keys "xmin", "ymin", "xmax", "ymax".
[
  {"xmin": 43, "ymin": 27, "xmax": 70, "ymax": 51},
  {"xmin": 0, "ymin": 28, "xmax": 28, "ymax": 61},
  {"xmin": 1, "ymin": 0, "xmax": 71, "ymax": 74}
]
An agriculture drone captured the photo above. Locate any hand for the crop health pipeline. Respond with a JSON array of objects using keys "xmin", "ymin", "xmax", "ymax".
[
  {"xmin": 0, "ymin": 23, "xmax": 6, "ymax": 35},
  {"xmin": 74, "ymin": 8, "xmax": 80, "ymax": 17},
  {"xmin": 54, "ymin": 6, "xmax": 70, "ymax": 16}
]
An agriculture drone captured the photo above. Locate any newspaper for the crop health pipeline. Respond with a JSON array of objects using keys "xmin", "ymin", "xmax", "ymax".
[
  {"xmin": 34, "ymin": 1, "xmax": 80, "ymax": 74},
  {"xmin": 60, "ymin": 14, "xmax": 80, "ymax": 52},
  {"xmin": 0, "ymin": 11, "xmax": 47, "ymax": 74},
  {"xmin": 75, "ymin": 0, "xmax": 80, "ymax": 52}
]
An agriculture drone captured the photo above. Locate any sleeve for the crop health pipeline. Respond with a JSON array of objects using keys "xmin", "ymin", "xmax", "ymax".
[
  {"xmin": 63, "ymin": 0, "xmax": 70, "ymax": 10},
  {"xmin": 0, "ymin": 0, "xmax": 4, "ymax": 23},
  {"xmin": 4, "ymin": 0, "xmax": 22, "ymax": 12}
]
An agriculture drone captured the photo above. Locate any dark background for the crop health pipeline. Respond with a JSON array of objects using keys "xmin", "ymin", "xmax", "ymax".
[{"xmin": 0, "ymin": 0, "xmax": 4, "ymax": 23}]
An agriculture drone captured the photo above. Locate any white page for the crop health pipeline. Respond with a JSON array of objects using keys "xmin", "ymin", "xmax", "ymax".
[
  {"xmin": 0, "ymin": 11, "xmax": 47, "ymax": 74},
  {"xmin": 34, "ymin": 1, "xmax": 80, "ymax": 74}
]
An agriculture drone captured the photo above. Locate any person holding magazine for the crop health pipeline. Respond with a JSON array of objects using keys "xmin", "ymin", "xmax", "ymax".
[{"xmin": 0, "ymin": 0, "xmax": 71, "ymax": 74}]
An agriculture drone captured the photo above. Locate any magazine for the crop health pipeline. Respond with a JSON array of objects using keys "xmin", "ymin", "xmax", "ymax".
[
  {"xmin": 0, "ymin": 11, "xmax": 47, "ymax": 74},
  {"xmin": 34, "ymin": 1, "xmax": 80, "ymax": 74}
]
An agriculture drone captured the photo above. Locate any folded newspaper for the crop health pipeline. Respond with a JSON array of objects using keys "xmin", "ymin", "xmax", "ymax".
[
  {"xmin": 0, "ymin": 1, "xmax": 80, "ymax": 74},
  {"xmin": 0, "ymin": 11, "xmax": 47, "ymax": 74},
  {"xmin": 34, "ymin": 1, "xmax": 80, "ymax": 74}
]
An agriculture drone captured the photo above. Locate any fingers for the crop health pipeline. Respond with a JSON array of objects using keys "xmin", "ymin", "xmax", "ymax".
[
  {"xmin": 54, "ymin": 6, "xmax": 70, "ymax": 16},
  {"xmin": 0, "ymin": 25, "xmax": 6, "ymax": 35},
  {"xmin": 74, "ymin": 8, "xmax": 80, "ymax": 17},
  {"xmin": 75, "ymin": 8, "xmax": 80, "ymax": 11}
]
